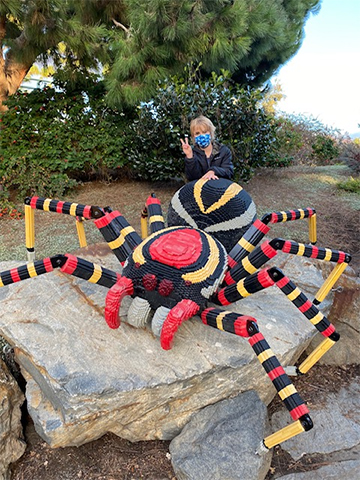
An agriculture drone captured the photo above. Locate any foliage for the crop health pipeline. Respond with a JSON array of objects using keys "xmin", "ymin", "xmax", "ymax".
[
  {"xmin": 336, "ymin": 177, "xmax": 360, "ymax": 194},
  {"xmin": 0, "ymin": 78, "xmax": 134, "ymax": 203},
  {"xmin": 339, "ymin": 141, "xmax": 360, "ymax": 174},
  {"xmin": 131, "ymin": 68, "xmax": 278, "ymax": 181},
  {"xmin": 272, "ymin": 113, "xmax": 344, "ymax": 166},
  {"xmin": 1, "ymin": 0, "xmax": 321, "ymax": 109}
]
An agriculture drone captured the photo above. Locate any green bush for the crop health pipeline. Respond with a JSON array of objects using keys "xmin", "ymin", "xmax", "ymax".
[
  {"xmin": 336, "ymin": 177, "xmax": 360, "ymax": 193},
  {"xmin": 132, "ymin": 67, "xmax": 279, "ymax": 182}
]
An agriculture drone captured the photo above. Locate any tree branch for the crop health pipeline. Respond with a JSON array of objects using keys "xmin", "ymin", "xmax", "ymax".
[{"xmin": 112, "ymin": 18, "xmax": 130, "ymax": 34}]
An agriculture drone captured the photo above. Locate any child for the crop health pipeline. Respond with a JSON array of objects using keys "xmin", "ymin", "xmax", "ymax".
[{"xmin": 180, "ymin": 115, "xmax": 234, "ymax": 181}]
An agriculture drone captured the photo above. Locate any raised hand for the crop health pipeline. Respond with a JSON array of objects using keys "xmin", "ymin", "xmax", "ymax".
[{"xmin": 180, "ymin": 136, "xmax": 193, "ymax": 158}]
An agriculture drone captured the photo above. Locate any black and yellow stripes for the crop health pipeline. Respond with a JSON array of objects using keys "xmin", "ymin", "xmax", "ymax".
[
  {"xmin": 201, "ymin": 308, "xmax": 258, "ymax": 337},
  {"xmin": 24, "ymin": 196, "xmax": 99, "ymax": 219},
  {"xmin": 267, "ymin": 208, "xmax": 315, "ymax": 224},
  {"xmin": 275, "ymin": 272, "xmax": 337, "ymax": 338},
  {"xmin": 61, "ymin": 254, "xmax": 119, "ymax": 288},
  {"xmin": 278, "ymin": 240, "xmax": 350, "ymax": 263},
  {"xmin": 228, "ymin": 219, "xmax": 270, "ymax": 267},
  {"xmin": 146, "ymin": 195, "xmax": 165, "ymax": 234},
  {"xmin": 0, "ymin": 258, "xmax": 54, "ymax": 287},
  {"xmin": 249, "ymin": 332, "xmax": 310, "ymax": 421},
  {"xmin": 94, "ymin": 210, "xmax": 142, "ymax": 263},
  {"xmin": 214, "ymin": 268, "xmax": 275, "ymax": 305}
]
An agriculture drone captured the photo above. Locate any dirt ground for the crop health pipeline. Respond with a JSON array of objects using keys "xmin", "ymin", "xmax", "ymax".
[{"xmin": 1, "ymin": 164, "xmax": 359, "ymax": 479}]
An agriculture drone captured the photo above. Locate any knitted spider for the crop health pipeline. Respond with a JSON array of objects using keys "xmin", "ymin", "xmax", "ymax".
[{"xmin": 0, "ymin": 178, "xmax": 351, "ymax": 451}]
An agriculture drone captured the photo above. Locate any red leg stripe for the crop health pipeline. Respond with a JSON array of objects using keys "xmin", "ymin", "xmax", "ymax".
[
  {"xmin": 43, "ymin": 257, "xmax": 54, "ymax": 272},
  {"xmin": 146, "ymin": 197, "xmax": 161, "ymax": 205},
  {"xmin": 310, "ymin": 246, "xmax": 319, "ymax": 258},
  {"xmin": 253, "ymin": 219, "xmax": 270, "ymax": 234},
  {"xmin": 248, "ymin": 332, "xmax": 264, "ymax": 347},
  {"xmin": 217, "ymin": 289, "xmax": 231, "ymax": 305},
  {"xmin": 268, "ymin": 366, "xmax": 286, "ymax": 381},
  {"xmin": 290, "ymin": 404, "xmax": 310, "ymax": 421},
  {"xmin": 10, "ymin": 268, "xmax": 21, "ymax": 283},
  {"xmin": 291, "ymin": 210, "xmax": 296, "ymax": 220},
  {"xmin": 322, "ymin": 324, "xmax": 335, "ymax": 337},
  {"xmin": 282, "ymin": 240, "xmax": 292, "ymax": 254},
  {"xmin": 234, "ymin": 317, "xmax": 254, "ymax": 337},
  {"xmin": 83, "ymin": 205, "xmax": 92, "ymax": 219},
  {"xmin": 56, "ymin": 201, "xmax": 65, "ymax": 213},
  {"xmin": 261, "ymin": 241, "xmax": 277, "ymax": 259},
  {"xmin": 224, "ymin": 271, "xmax": 235, "ymax": 285},
  {"xmin": 95, "ymin": 210, "xmax": 123, "ymax": 228},
  {"xmin": 61, "ymin": 254, "xmax": 78, "ymax": 274},
  {"xmin": 298, "ymin": 300, "xmax": 312, "ymax": 313},
  {"xmin": 275, "ymin": 275, "xmax": 290, "ymax": 289},
  {"xmin": 227, "ymin": 255, "xmax": 237, "ymax": 268},
  {"xmin": 337, "ymin": 251, "xmax": 346, "ymax": 263},
  {"xmin": 257, "ymin": 269, "xmax": 275, "ymax": 288},
  {"xmin": 30, "ymin": 197, "xmax": 39, "ymax": 209}
]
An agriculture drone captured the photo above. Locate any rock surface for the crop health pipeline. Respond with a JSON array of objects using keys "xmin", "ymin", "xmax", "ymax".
[
  {"xmin": 274, "ymin": 377, "xmax": 360, "ymax": 480},
  {"xmin": 169, "ymin": 390, "xmax": 272, "ymax": 480},
  {"xmin": 0, "ymin": 359, "xmax": 26, "ymax": 480},
  {"xmin": 0, "ymin": 246, "xmax": 334, "ymax": 447}
]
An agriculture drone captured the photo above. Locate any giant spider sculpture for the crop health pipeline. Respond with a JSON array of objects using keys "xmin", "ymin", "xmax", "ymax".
[{"xmin": 0, "ymin": 178, "xmax": 351, "ymax": 453}]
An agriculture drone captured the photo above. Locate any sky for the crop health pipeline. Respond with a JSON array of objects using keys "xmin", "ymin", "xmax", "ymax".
[{"xmin": 271, "ymin": 0, "xmax": 360, "ymax": 135}]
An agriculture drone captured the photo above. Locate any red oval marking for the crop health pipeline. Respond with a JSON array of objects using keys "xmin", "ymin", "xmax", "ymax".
[{"xmin": 149, "ymin": 229, "xmax": 202, "ymax": 268}]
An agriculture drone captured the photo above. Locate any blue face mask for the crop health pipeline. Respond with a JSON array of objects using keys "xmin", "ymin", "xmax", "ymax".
[{"xmin": 195, "ymin": 133, "xmax": 211, "ymax": 148}]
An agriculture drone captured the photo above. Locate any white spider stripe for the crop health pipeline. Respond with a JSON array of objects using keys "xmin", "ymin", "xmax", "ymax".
[
  {"xmin": 204, "ymin": 201, "xmax": 256, "ymax": 232},
  {"xmin": 194, "ymin": 181, "xmax": 243, "ymax": 214},
  {"xmin": 170, "ymin": 191, "xmax": 198, "ymax": 228}
]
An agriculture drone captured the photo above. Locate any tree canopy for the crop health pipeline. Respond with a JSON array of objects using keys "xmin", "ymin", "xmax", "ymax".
[{"xmin": 0, "ymin": 0, "xmax": 321, "ymax": 109}]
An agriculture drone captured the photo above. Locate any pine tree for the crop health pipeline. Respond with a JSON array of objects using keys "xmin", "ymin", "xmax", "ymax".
[{"xmin": 0, "ymin": 0, "xmax": 321, "ymax": 110}]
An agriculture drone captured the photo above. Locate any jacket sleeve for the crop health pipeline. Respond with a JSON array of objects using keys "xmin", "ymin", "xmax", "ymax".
[
  {"xmin": 211, "ymin": 146, "xmax": 234, "ymax": 179},
  {"xmin": 184, "ymin": 155, "xmax": 203, "ymax": 181}
]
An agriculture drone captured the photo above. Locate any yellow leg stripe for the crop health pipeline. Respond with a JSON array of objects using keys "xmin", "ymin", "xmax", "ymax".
[
  {"xmin": 257, "ymin": 349, "xmax": 274, "ymax": 364},
  {"xmin": 299, "ymin": 210, "xmax": 305, "ymax": 219},
  {"xmin": 239, "ymin": 237, "xmax": 255, "ymax": 252},
  {"xmin": 26, "ymin": 263, "xmax": 38, "ymax": 278},
  {"xmin": 70, "ymin": 203, "xmax": 78, "ymax": 216},
  {"xmin": 264, "ymin": 420, "xmax": 305, "ymax": 449},
  {"xmin": 241, "ymin": 256, "xmax": 258, "ymax": 275},
  {"xmin": 236, "ymin": 280, "xmax": 251, "ymax": 298},
  {"xmin": 121, "ymin": 226, "xmax": 136, "ymax": 237},
  {"xmin": 309, "ymin": 214, "xmax": 317, "ymax": 243},
  {"xmin": 309, "ymin": 311, "xmax": 324, "ymax": 326},
  {"xmin": 149, "ymin": 215, "xmax": 164, "ymax": 225},
  {"xmin": 297, "ymin": 244, "xmax": 305, "ymax": 256},
  {"xmin": 43, "ymin": 198, "xmax": 51, "ymax": 211},
  {"xmin": 216, "ymin": 311, "xmax": 227, "ymax": 331},
  {"xmin": 141, "ymin": 216, "xmax": 148, "ymax": 239},
  {"xmin": 0, "ymin": 278, "xmax": 4, "ymax": 287},
  {"xmin": 278, "ymin": 384, "xmax": 297, "ymax": 401},
  {"xmin": 88, "ymin": 264, "xmax": 103, "ymax": 284},
  {"xmin": 298, "ymin": 337, "xmax": 336, "ymax": 374},
  {"xmin": 108, "ymin": 235, "xmax": 126, "ymax": 250},
  {"xmin": 25, "ymin": 205, "xmax": 35, "ymax": 249},
  {"xmin": 281, "ymin": 211, "xmax": 287, "ymax": 222},
  {"xmin": 287, "ymin": 287, "xmax": 301, "ymax": 301},
  {"xmin": 315, "ymin": 263, "xmax": 348, "ymax": 303},
  {"xmin": 324, "ymin": 249, "xmax": 332, "ymax": 261}
]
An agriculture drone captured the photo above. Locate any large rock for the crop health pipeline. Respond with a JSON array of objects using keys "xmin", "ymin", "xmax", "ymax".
[
  {"xmin": 307, "ymin": 265, "xmax": 360, "ymax": 365},
  {"xmin": 0, "ymin": 245, "xmax": 334, "ymax": 447},
  {"xmin": 170, "ymin": 390, "xmax": 272, "ymax": 480},
  {"xmin": 0, "ymin": 359, "xmax": 26, "ymax": 480}
]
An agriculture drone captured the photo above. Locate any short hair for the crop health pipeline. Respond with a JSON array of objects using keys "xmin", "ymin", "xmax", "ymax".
[{"xmin": 190, "ymin": 116, "xmax": 216, "ymax": 141}]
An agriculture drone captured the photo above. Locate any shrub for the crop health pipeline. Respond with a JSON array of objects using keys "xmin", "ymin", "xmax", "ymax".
[
  {"xmin": 339, "ymin": 141, "xmax": 360, "ymax": 174},
  {"xmin": 336, "ymin": 177, "xmax": 360, "ymax": 194},
  {"xmin": 132, "ymin": 67, "xmax": 278, "ymax": 182}
]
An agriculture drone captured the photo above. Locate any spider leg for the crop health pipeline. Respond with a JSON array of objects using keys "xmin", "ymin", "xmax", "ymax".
[
  {"xmin": 145, "ymin": 194, "xmax": 165, "ymax": 235},
  {"xmin": 227, "ymin": 208, "xmax": 316, "ymax": 269},
  {"xmin": 104, "ymin": 277, "xmax": 134, "ymax": 329},
  {"xmin": 94, "ymin": 210, "xmax": 142, "ymax": 263},
  {"xmin": 0, "ymin": 254, "xmax": 119, "ymax": 289},
  {"xmin": 159, "ymin": 299, "xmax": 200, "ymax": 350},
  {"xmin": 24, "ymin": 196, "xmax": 104, "ymax": 261},
  {"xmin": 213, "ymin": 266, "xmax": 340, "ymax": 372},
  {"xmin": 225, "ymin": 238, "xmax": 351, "ymax": 304},
  {"xmin": 201, "ymin": 308, "xmax": 313, "ymax": 450}
]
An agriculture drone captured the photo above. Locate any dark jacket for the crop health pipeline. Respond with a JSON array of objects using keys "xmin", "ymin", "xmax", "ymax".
[{"xmin": 184, "ymin": 141, "xmax": 234, "ymax": 181}]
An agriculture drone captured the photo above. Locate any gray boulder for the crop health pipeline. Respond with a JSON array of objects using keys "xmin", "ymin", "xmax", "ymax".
[
  {"xmin": 169, "ymin": 390, "xmax": 272, "ymax": 480},
  {"xmin": 0, "ymin": 246, "xmax": 334, "ymax": 447}
]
